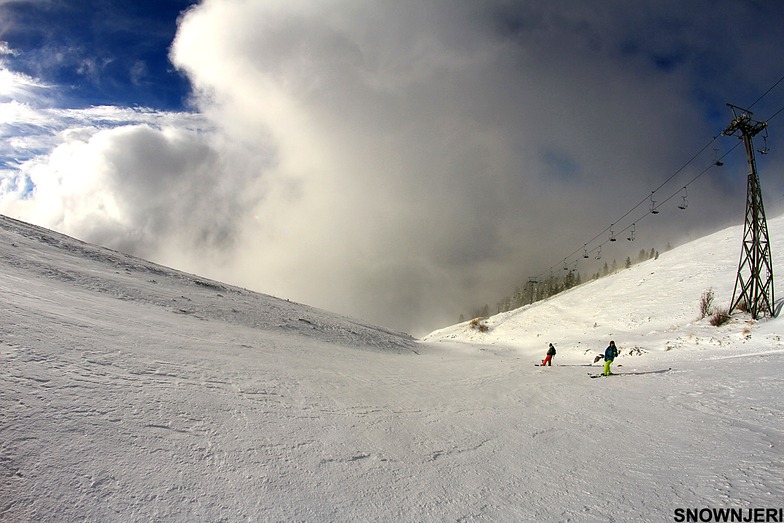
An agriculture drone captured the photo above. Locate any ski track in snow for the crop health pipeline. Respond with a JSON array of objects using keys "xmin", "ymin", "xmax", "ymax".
[{"xmin": 1, "ymin": 213, "xmax": 783, "ymax": 522}]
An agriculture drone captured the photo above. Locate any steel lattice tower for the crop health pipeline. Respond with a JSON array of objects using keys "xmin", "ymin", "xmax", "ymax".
[{"xmin": 722, "ymin": 104, "xmax": 775, "ymax": 319}]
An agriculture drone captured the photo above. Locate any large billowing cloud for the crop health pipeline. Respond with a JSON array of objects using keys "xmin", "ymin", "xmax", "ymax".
[{"xmin": 3, "ymin": 1, "xmax": 784, "ymax": 334}]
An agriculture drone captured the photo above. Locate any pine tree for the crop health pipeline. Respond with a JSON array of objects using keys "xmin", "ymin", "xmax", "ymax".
[{"xmin": 564, "ymin": 270, "xmax": 575, "ymax": 290}]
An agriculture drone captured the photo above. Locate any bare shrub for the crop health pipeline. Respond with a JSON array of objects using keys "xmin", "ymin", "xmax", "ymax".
[
  {"xmin": 699, "ymin": 288, "xmax": 715, "ymax": 319},
  {"xmin": 735, "ymin": 300, "xmax": 750, "ymax": 313},
  {"xmin": 709, "ymin": 308, "xmax": 731, "ymax": 327},
  {"xmin": 469, "ymin": 317, "xmax": 489, "ymax": 332}
]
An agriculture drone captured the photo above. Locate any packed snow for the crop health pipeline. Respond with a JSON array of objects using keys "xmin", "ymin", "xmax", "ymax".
[{"xmin": 2, "ymin": 212, "xmax": 783, "ymax": 522}]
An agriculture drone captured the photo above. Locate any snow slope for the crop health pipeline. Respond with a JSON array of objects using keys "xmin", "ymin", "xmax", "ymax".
[
  {"xmin": 425, "ymin": 217, "xmax": 784, "ymax": 362},
  {"xmin": 2, "ymin": 213, "xmax": 783, "ymax": 522}
]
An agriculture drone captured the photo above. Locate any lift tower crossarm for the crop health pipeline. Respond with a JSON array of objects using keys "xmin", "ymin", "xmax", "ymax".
[{"xmin": 722, "ymin": 104, "xmax": 767, "ymax": 139}]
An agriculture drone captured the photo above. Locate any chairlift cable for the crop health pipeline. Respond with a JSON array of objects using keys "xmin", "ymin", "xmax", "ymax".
[
  {"xmin": 748, "ymin": 73, "xmax": 784, "ymax": 110},
  {"xmin": 533, "ymin": 138, "xmax": 739, "ymax": 282},
  {"xmin": 571, "ymin": 135, "xmax": 718, "ymax": 257},
  {"xmin": 765, "ymin": 104, "xmax": 784, "ymax": 122},
  {"xmin": 528, "ymin": 85, "xmax": 772, "ymax": 284}
]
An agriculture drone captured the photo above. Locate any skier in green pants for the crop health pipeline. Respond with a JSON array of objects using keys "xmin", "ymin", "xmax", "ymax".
[{"xmin": 603, "ymin": 341, "xmax": 618, "ymax": 376}]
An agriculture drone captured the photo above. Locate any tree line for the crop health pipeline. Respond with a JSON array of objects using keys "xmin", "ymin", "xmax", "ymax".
[{"xmin": 461, "ymin": 246, "xmax": 668, "ymax": 323}]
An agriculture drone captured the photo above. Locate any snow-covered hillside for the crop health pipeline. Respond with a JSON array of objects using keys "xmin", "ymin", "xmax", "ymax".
[
  {"xmin": 2, "ymin": 213, "xmax": 783, "ymax": 522},
  {"xmin": 426, "ymin": 217, "xmax": 784, "ymax": 362}
]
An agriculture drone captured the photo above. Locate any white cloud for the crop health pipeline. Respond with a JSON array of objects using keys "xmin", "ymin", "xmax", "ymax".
[
  {"xmin": 0, "ymin": 67, "xmax": 48, "ymax": 102},
  {"xmin": 167, "ymin": 0, "xmax": 727, "ymax": 332}
]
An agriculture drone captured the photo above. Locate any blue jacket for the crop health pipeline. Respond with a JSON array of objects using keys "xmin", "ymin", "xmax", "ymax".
[{"xmin": 605, "ymin": 345, "xmax": 618, "ymax": 362}]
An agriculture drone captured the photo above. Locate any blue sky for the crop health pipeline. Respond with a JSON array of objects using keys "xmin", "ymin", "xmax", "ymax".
[
  {"xmin": 1, "ymin": 0, "xmax": 784, "ymax": 333},
  {"xmin": 1, "ymin": 0, "xmax": 196, "ymax": 109}
]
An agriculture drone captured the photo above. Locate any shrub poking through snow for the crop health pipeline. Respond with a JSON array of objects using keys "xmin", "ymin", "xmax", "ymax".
[
  {"xmin": 469, "ymin": 317, "xmax": 489, "ymax": 332},
  {"xmin": 699, "ymin": 288, "xmax": 715, "ymax": 319},
  {"xmin": 709, "ymin": 308, "xmax": 731, "ymax": 326}
]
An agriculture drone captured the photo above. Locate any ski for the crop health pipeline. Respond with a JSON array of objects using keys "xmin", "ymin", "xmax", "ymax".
[{"xmin": 589, "ymin": 368, "xmax": 671, "ymax": 378}]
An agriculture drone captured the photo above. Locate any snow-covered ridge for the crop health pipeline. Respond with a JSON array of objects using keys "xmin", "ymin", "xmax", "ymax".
[{"xmin": 0, "ymin": 214, "xmax": 415, "ymax": 352}]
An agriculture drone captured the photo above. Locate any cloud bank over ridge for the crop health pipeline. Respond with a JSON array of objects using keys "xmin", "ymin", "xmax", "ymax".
[{"xmin": 2, "ymin": 1, "xmax": 784, "ymax": 333}]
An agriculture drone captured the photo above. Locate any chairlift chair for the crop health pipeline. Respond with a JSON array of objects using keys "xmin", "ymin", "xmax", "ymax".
[
  {"xmin": 758, "ymin": 129, "xmax": 770, "ymax": 154},
  {"xmin": 678, "ymin": 187, "xmax": 688, "ymax": 210},
  {"xmin": 627, "ymin": 223, "xmax": 635, "ymax": 241},
  {"xmin": 713, "ymin": 148, "xmax": 724, "ymax": 167},
  {"xmin": 650, "ymin": 193, "xmax": 659, "ymax": 214}
]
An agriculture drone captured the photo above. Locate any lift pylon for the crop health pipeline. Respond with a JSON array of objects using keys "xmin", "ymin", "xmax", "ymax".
[{"xmin": 722, "ymin": 104, "xmax": 775, "ymax": 319}]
